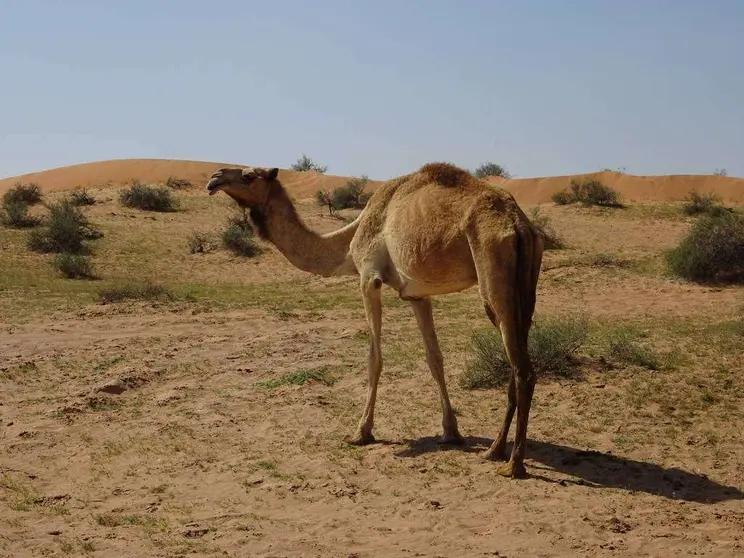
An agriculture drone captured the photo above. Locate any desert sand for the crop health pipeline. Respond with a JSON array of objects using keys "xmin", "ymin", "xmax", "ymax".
[{"xmin": 1, "ymin": 159, "xmax": 743, "ymax": 557}]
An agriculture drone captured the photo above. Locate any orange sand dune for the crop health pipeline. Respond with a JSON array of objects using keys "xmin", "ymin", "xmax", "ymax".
[{"xmin": 1, "ymin": 158, "xmax": 742, "ymax": 204}]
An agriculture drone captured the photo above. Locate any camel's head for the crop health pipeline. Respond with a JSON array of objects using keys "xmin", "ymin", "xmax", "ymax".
[{"xmin": 205, "ymin": 166, "xmax": 280, "ymax": 207}]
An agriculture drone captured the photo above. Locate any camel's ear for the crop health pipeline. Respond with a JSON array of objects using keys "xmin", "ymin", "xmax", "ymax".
[{"xmin": 266, "ymin": 167, "xmax": 279, "ymax": 181}]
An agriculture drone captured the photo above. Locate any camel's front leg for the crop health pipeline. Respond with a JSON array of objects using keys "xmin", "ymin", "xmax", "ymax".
[
  {"xmin": 410, "ymin": 299, "xmax": 463, "ymax": 445},
  {"xmin": 348, "ymin": 275, "xmax": 383, "ymax": 445}
]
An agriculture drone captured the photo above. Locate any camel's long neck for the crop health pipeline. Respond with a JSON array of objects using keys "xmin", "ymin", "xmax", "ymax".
[{"xmin": 256, "ymin": 187, "xmax": 360, "ymax": 277}]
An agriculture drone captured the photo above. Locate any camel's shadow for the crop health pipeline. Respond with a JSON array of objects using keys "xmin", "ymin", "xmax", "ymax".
[{"xmin": 392, "ymin": 435, "xmax": 743, "ymax": 504}]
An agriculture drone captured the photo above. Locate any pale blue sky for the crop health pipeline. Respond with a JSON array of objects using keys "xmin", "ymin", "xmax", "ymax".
[{"xmin": 1, "ymin": 0, "xmax": 742, "ymax": 180}]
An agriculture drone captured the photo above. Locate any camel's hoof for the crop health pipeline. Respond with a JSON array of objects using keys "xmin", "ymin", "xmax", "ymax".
[
  {"xmin": 495, "ymin": 460, "xmax": 528, "ymax": 479},
  {"xmin": 438, "ymin": 432, "xmax": 465, "ymax": 446},
  {"xmin": 346, "ymin": 432, "xmax": 375, "ymax": 446}
]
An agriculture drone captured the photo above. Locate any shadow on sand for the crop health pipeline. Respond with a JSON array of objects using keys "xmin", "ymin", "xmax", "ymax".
[{"xmin": 392, "ymin": 435, "xmax": 743, "ymax": 504}]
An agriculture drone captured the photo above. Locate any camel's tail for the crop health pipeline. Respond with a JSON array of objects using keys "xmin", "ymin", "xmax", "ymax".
[{"xmin": 513, "ymin": 220, "xmax": 544, "ymax": 347}]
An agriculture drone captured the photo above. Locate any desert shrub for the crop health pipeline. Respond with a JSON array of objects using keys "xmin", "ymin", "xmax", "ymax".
[
  {"xmin": 2, "ymin": 182, "xmax": 43, "ymax": 206},
  {"xmin": 163, "ymin": 176, "xmax": 193, "ymax": 190},
  {"xmin": 290, "ymin": 154, "xmax": 328, "ymax": 174},
  {"xmin": 0, "ymin": 201, "xmax": 40, "ymax": 228},
  {"xmin": 459, "ymin": 314, "xmax": 589, "ymax": 389},
  {"xmin": 332, "ymin": 176, "xmax": 371, "ymax": 210},
  {"xmin": 98, "ymin": 282, "xmax": 175, "ymax": 304},
  {"xmin": 606, "ymin": 330, "xmax": 660, "ymax": 370},
  {"xmin": 68, "ymin": 188, "xmax": 96, "ymax": 206},
  {"xmin": 222, "ymin": 225, "xmax": 261, "ymax": 257},
  {"xmin": 316, "ymin": 189, "xmax": 336, "ymax": 216},
  {"xmin": 52, "ymin": 253, "xmax": 96, "ymax": 280},
  {"xmin": 552, "ymin": 179, "xmax": 623, "ymax": 208},
  {"xmin": 681, "ymin": 190, "xmax": 730, "ymax": 217},
  {"xmin": 226, "ymin": 206, "xmax": 253, "ymax": 232},
  {"xmin": 666, "ymin": 211, "xmax": 744, "ymax": 283},
  {"xmin": 473, "ymin": 162, "xmax": 511, "ymax": 179},
  {"xmin": 588, "ymin": 252, "xmax": 630, "ymax": 268},
  {"xmin": 188, "ymin": 231, "xmax": 215, "ymax": 254},
  {"xmin": 119, "ymin": 181, "xmax": 178, "ymax": 211},
  {"xmin": 713, "ymin": 168, "xmax": 728, "ymax": 177},
  {"xmin": 529, "ymin": 207, "xmax": 564, "ymax": 249},
  {"xmin": 27, "ymin": 200, "xmax": 101, "ymax": 254}
]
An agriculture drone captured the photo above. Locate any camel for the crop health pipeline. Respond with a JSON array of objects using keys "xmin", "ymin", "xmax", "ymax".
[{"xmin": 205, "ymin": 162, "xmax": 544, "ymax": 478}]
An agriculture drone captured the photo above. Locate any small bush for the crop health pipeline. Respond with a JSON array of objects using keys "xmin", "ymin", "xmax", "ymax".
[
  {"xmin": 68, "ymin": 188, "xmax": 96, "ymax": 206},
  {"xmin": 291, "ymin": 154, "xmax": 328, "ymax": 174},
  {"xmin": 666, "ymin": 211, "xmax": 744, "ymax": 283},
  {"xmin": 332, "ymin": 176, "xmax": 370, "ymax": 210},
  {"xmin": 163, "ymin": 176, "xmax": 193, "ymax": 190},
  {"xmin": 188, "ymin": 231, "xmax": 215, "ymax": 254},
  {"xmin": 222, "ymin": 225, "xmax": 261, "ymax": 257},
  {"xmin": 529, "ymin": 207, "xmax": 564, "ymax": 249},
  {"xmin": 226, "ymin": 206, "xmax": 253, "ymax": 232},
  {"xmin": 0, "ymin": 201, "xmax": 40, "ymax": 228},
  {"xmin": 552, "ymin": 179, "xmax": 623, "ymax": 208},
  {"xmin": 52, "ymin": 253, "xmax": 96, "ymax": 280},
  {"xmin": 27, "ymin": 200, "xmax": 101, "ymax": 254},
  {"xmin": 316, "ymin": 189, "xmax": 336, "ymax": 216},
  {"xmin": 588, "ymin": 252, "xmax": 630, "ymax": 268},
  {"xmin": 681, "ymin": 190, "xmax": 730, "ymax": 217},
  {"xmin": 473, "ymin": 162, "xmax": 511, "ymax": 179},
  {"xmin": 459, "ymin": 314, "xmax": 589, "ymax": 389},
  {"xmin": 119, "ymin": 181, "xmax": 178, "ymax": 212},
  {"xmin": 98, "ymin": 282, "xmax": 175, "ymax": 304},
  {"xmin": 606, "ymin": 330, "xmax": 660, "ymax": 370},
  {"xmin": 2, "ymin": 182, "xmax": 43, "ymax": 206}
]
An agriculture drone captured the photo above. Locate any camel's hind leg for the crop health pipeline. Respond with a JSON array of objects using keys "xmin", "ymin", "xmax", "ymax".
[
  {"xmin": 348, "ymin": 274, "xmax": 384, "ymax": 446},
  {"xmin": 471, "ymin": 233, "xmax": 538, "ymax": 479},
  {"xmin": 410, "ymin": 299, "xmax": 464, "ymax": 445}
]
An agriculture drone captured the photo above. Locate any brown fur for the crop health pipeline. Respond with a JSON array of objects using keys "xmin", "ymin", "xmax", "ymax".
[
  {"xmin": 206, "ymin": 163, "xmax": 545, "ymax": 478},
  {"xmin": 419, "ymin": 162, "xmax": 475, "ymax": 188}
]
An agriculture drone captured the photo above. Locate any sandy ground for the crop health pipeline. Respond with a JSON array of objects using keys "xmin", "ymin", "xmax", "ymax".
[{"xmin": 1, "ymin": 160, "xmax": 743, "ymax": 557}]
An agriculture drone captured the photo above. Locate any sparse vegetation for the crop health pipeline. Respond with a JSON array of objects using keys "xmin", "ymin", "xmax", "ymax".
[
  {"xmin": 529, "ymin": 207, "xmax": 564, "ymax": 249},
  {"xmin": 473, "ymin": 162, "xmax": 511, "ymax": 179},
  {"xmin": 606, "ymin": 329, "xmax": 661, "ymax": 370},
  {"xmin": 713, "ymin": 168, "xmax": 728, "ymax": 177},
  {"xmin": 97, "ymin": 282, "xmax": 175, "ymax": 304},
  {"xmin": 27, "ymin": 199, "xmax": 102, "ymax": 254},
  {"xmin": 459, "ymin": 314, "xmax": 589, "ymax": 389},
  {"xmin": 1, "ymin": 200, "xmax": 40, "ymax": 228},
  {"xmin": 188, "ymin": 231, "xmax": 215, "ymax": 254},
  {"xmin": 52, "ymin": 253, "xmax": 97, "ymax": 280},
  {"xmin": 2, "ymin": 182, "xmax": 43, "ymax": 206},
  {"xmin": 681, "ymin": 190, "xmax": 730, "ymax": 217},
  {"xmin": 222, "ymin": 207, "xmax": 261, "ymax": 256},
  {"xmin": 162, "ymin": 175, "xmax": 193, "ymax": 190},
  {"xmin": 291, "ymin": 154, "xmax": 328, "ymax": 174},
  {"xmin": 315, "ymin": 176, "xmax": 370, "ymax": 216},
  {"xmin": 666, "ymin": 210, "xmax": 744, "ymax": 283},
  {"xmin": 552, "ymin": 179, "xmax": 623, "ymax": 208},
  {"xmin": 119, "ymin": 181, "xmax": 178, "ymax": 212},
  {"xmin": 68, "ymin": 187, "xmax": 96, "ymax": 206}
]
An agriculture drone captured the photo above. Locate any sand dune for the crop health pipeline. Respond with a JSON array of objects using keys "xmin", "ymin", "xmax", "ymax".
[{"xmin": 1, "ymin": 158, "xmax": 742, "ymax": 204}]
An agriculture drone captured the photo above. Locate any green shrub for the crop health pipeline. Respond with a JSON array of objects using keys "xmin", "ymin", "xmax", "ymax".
[
  {"xmin": 529, "ymin": 207, "xmax": 564, "ymax": 249},
  {"xmin": 291, "ymin": 154, "xmax": 327, "ymax": 173},
  {"xmin": 226, "ymin": 206, "xmax": 253, "ymax": 232},
  {"xmin": 119, "ymin": 181, "xmax": 178, "ymax": 211},
  {"xmin": 315, "ymin": 189, "xmax": 336, "ymax": 216},
  {"xmin": 552, "ymin": 179, "xmax": 623, "ymax": 208},
  {"xmin": 459, "ymin": 314, "xmax": 589, "ymax": 389},
  {"xmin": 2, "ymin": 182, "xmax": 43, "ymax": 206},
  {"xmin": 68, "ymin": 188, "xmax": 96, "ymax": 206},
  {"xmin": 681, "ymin": 190, "xmax": 730, "ymax": 217},
  {"xmin": 27, "ymin": 200, "xmax": 101, "ymax": 254},
  {"xmin": 163, "ymin": 176, "xmax": 193, "ymax": 190},
  {"xmin": 0, "ymin": 201, "xmax": 40, "ymax": 228},
  {"xmin": 332, "ymin": 176, "xmax": 371, "ymax": 210},
  {"xmin": 473, "ymin": 162, "xmax": 511, "ymax": 179},
  {"xmin": 98, "ymin": 282, "xmax": 175, "ymax": 304},
  {"xmin": 52, "ymin": 253, "xmax": 97, "ymax": 280},
  {"xmin": 606, "ymin": 330, "xmax": 660, "ymax": 370},
  {"xmin": 222, "ymin": 225, "xmax": 261, "ymax": 257},
  {"xmin": 666, "ymin": 211, "xmax": 744, "ymax": 283}
]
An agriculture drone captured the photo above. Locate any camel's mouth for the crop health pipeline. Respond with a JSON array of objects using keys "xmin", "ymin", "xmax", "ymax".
[{"xmin": 206, "ymin": 178, "xmax": 223, "ymax": 195}]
